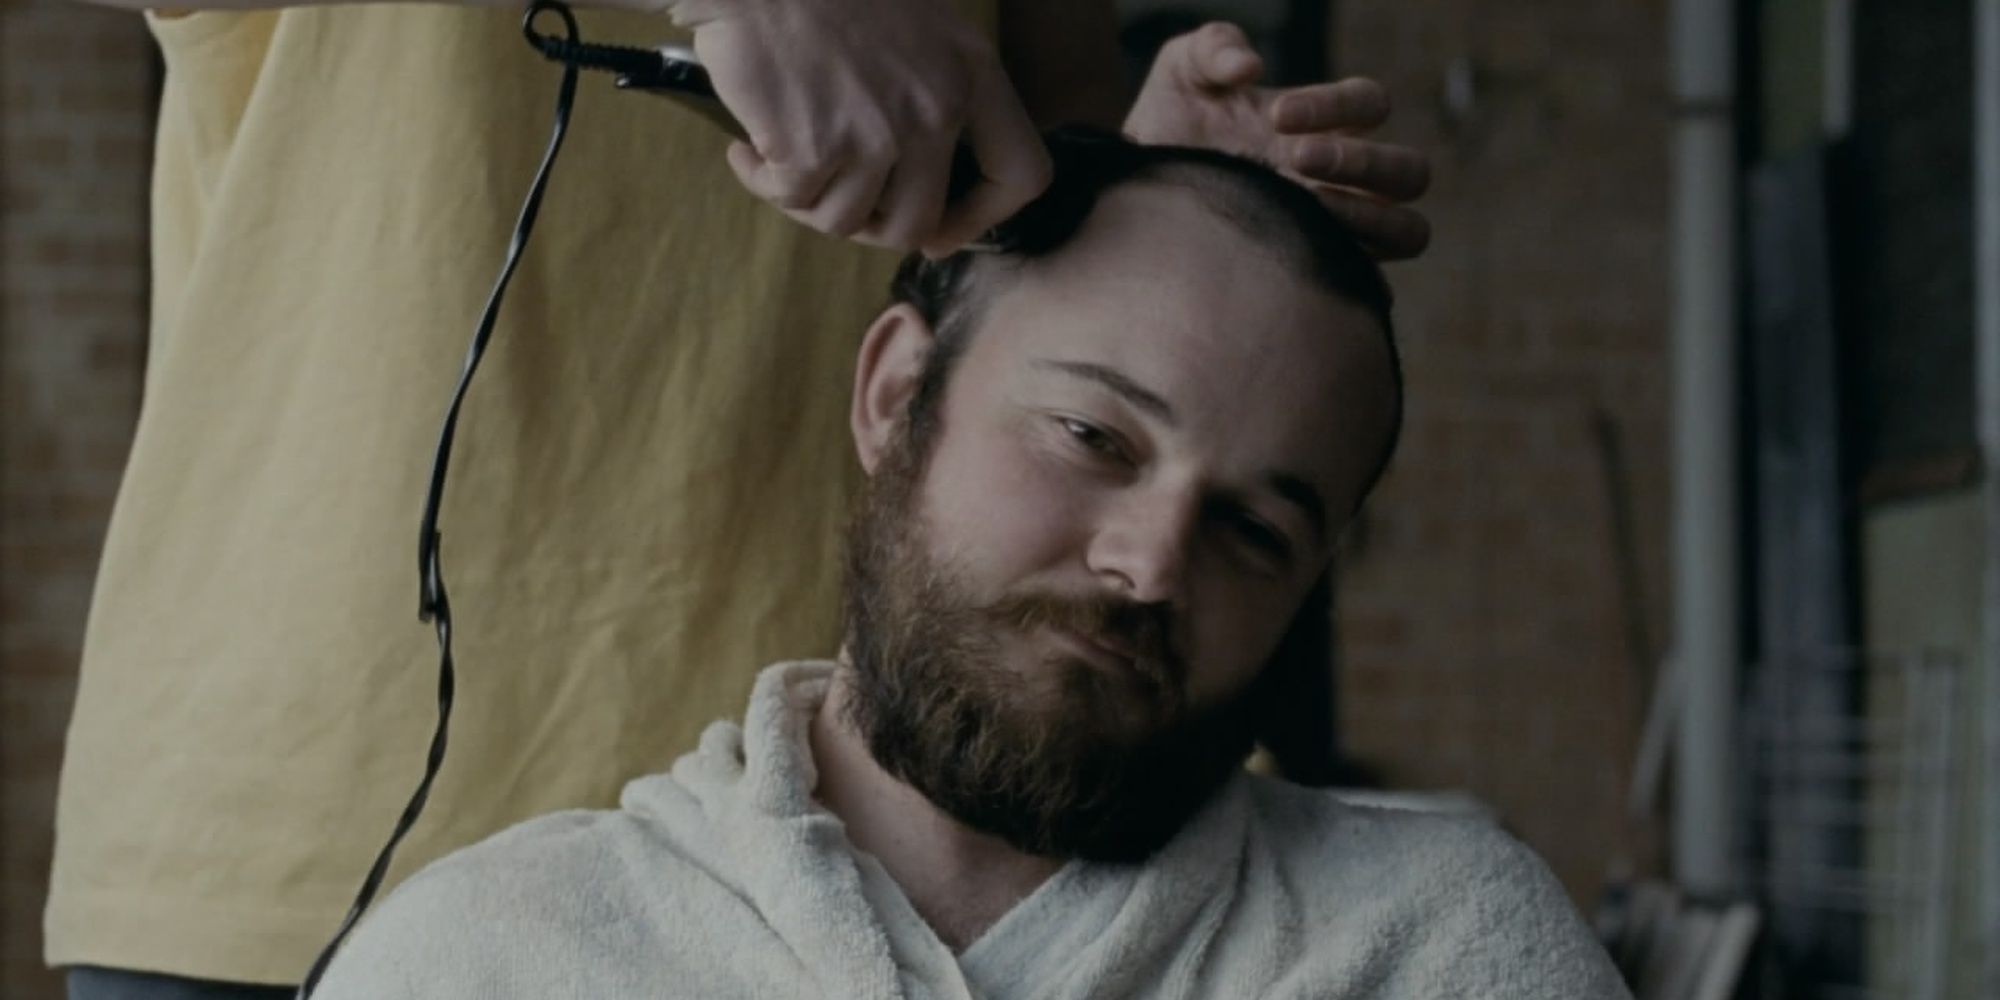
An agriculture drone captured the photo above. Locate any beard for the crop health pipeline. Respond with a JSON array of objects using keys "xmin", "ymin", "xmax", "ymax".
[{"xmin": 839, "ymin": 428, "xmax": 1259, "ymax": 864}]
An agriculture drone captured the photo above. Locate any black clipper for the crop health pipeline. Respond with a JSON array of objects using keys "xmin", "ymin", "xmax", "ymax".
[{"xmin": 615, "ymin": 47, "xmax": 989, "ymax": 208}]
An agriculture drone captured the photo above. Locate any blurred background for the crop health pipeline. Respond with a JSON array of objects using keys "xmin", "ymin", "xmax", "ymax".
[{"xmin": 1, "ymin": 0, "xmax": 1993, "ymax": 997}]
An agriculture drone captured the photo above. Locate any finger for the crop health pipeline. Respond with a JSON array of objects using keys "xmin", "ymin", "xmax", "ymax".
[
  {"xmin": 852, "ymin": 136, "xmax": 955, "ymax": 251},
  {"xmin": 796, "ymin": 157, "xmax": 896, "ymax": 240},
  {"xmin": 1271, "ymin": 77, "xmax": 1391, "ymax": 134},
  {"xmin": 726, "ymin": 141, "xmax": 837, "ymax": 211},
  {"xmin": 927, "ymin": 66, "xmax": 1050, "ymax": 254},
  {"xmin": 1285, "ymin": 134, "xmax": 1431, "ymax": 202},
  {"xmin": 1179, "ymin": 21, "xmax": 1263, "ymax": 90},
  {"xmin": 1316, "ymin": 188, "xmax": 1432, "ymax": 260}
]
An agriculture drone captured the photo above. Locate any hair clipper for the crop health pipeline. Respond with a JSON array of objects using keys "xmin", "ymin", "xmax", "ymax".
[{"xmin": 615, "ymin": 48, "xmax": 986, "ymax": 205}]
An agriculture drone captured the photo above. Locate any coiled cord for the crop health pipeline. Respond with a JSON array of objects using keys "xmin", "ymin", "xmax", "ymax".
[
  {"xmin": 295, "ymin": 2, "xmax": 586, "ymax": 994},
  {"xmin": 521, "ymin": 2, "xmax": 665, "ymax": 79}
]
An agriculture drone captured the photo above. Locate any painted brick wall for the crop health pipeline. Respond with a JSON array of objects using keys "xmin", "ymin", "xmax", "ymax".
[
  {"xmin": 0, "ymin": 3, "xmax": 154, "ymax": 997},
  {"xmin": 1332, "ymin": 0, "xmax": 1672, "ymax": 903}
]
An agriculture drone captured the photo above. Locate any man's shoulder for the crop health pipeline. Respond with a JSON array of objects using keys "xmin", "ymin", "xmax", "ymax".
[
  {"xmin": 405, "ymin": 763, "xmax": 738, "ymax": 912},
  {"xmin": 357, "ymin": 805, "xmax": 664, "ymax": 949},
  {"xmin": 1242, "ymin": 775, "xmax": 1527, "ymax": 881},
  {"xmin": 311, "ymin": 782, "xmax": 727, "ymax": 998},
  {"xmin": 1237, "ymin": 775, "xmax": 1630, "ymax": 997},
  {"xmin": 1237, "ymin": 776, "xmax": 1584, "ymax": 939},
  {"xmin": 415, "ymin": 805, "xmax": 652, "ymax": 897}
]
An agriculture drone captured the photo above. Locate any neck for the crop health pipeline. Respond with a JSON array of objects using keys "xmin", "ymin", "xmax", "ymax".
[{"xmin": 809, "ymin": 669, "xmax": 1064, "ymax": 952}]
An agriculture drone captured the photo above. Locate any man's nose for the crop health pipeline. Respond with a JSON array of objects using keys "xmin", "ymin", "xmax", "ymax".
[{"xmin": 1085, "ymin": 488, "xmax": 1198, "ymax": 606}]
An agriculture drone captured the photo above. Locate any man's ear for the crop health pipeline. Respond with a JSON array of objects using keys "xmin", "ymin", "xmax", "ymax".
[{"xmin": 851, "ymin": 303, "xmax": 936, "ymax": 475}]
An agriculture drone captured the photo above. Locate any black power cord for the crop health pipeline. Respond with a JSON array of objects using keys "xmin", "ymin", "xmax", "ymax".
[
  {"xmin": 295, "ymin": 2, "xmax": 591, "ymax": 993},
  {"xmin": 292, "ymin": 10, "xmax": 996, "ymax": 990}
]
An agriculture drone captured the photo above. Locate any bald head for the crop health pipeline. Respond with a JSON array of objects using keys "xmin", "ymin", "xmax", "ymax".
[{"xmin": 888, "ymin": 127, "xmax": 1403, "ymax": 515}]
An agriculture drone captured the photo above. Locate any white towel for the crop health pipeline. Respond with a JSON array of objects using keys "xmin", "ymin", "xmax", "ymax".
[{"xmin": 313, "ymin": 661, "xmax": 1630, "ymax": 998}]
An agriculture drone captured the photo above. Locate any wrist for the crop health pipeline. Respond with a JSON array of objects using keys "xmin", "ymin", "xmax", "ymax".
[{"xmin": 660, "ymin": 0, "xmax": 736, "ymax": 28}]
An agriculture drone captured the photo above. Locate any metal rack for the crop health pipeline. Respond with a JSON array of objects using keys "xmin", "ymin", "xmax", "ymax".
[{"xmin": 1748, "ymin": 647, "xmax": 1966, "ymax": 1000}]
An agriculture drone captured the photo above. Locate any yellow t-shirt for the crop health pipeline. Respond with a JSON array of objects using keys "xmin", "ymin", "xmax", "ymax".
[{"xmin": 48, "ymin": 2, "xmax": 989, "ymax": 983}]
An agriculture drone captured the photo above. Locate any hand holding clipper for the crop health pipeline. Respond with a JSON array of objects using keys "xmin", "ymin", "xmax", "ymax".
[{"xmin": 615, "ymin": 48, "xmax": 989, "ymax": 212}]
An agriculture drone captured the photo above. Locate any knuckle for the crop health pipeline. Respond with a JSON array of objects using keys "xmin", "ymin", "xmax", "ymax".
[
  {"xmin": 1345, "ymin": 75, "xmax": 1387, "ymax": 103},
  {"xmin": 1199, "ymin": 20, "xmax": 1244, "ymax": 45},
  {"xmin": 874, "ymin": 225, "xmax": 921, "ymax": 253},
  {"xmin": 791, "ymin": 128, "xmax": 846, "ymax": 177},
  {"xmin": 1286, "ymin": 133, "xmax": 1315, "ymax": 165},
  {"xmin": 852, "ymin": 119, "xmax": 900, "ymax": 169},
  {"xmin": 1019, "ymin": 149, "xmax": 1054, "ymax": 190},
  {"xmin": 871, "ymin": 202, "xmax": 930, "ymax": 251},
  {"xmin": 866, "ymin": 137, "xmax": 903, "ymax": 171},
  {"xmin": 1327, "ymin": 195, "xmax": 1373, "ymax": 234},
  {"xmin": 765, "ymin": 171, "xmax": 820, "ymax": 209},
  {"xmin": 1158, "ymin": 31, "xmax": 1198, "ymax": 62},
  {"xmin": 913, "ymin": 79, "xmax": 970, "ymax": 134},
  {"xmin": 1331, "ymin": 80, "xmax": 1388, "ymax": 127},
  {"xmin": 845, "ymin": 222, "xmax": 890, "ymax": 250},
  {"xmin": 756, "ymin": 133, "xmax": 796, "ymax": 165},
  {"xmin": 1345, "ymin": 143, "xmax": 1375, "ymax": 179},
  {"xmin": 783, "ymin": 147, "xmax": 833, "ymax": 182},
  {"xmin": 893, "ymin": 204, "xmax": 945, "ymax": 249},
  {"xmin": 821, "ymin": 203, "xmax": 870, "ymax": 239},
  {"xmin": 1306, "ymin": 136, "xmax": 1343, "ymax": 175}
]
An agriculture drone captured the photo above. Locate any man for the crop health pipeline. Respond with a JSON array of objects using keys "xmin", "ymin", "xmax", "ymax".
[
  {"xmin": 49, "ymin": 0, "xmax": 1435, "ymax": 993},
  {"xmin": 309, "ymin": 132, "xmax": 1626, "ymax": 999}
]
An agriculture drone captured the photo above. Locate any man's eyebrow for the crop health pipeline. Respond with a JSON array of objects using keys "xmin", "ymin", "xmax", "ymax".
[
  {"xmin": 1267, "ymin": 472, "xmax": 1329, "ymax": 543},
  {"xmin": 1031, "ymin": 359, "xmax": 1177, "ymax": 425},
  {"xmin": 1032, "ymin": 358, "xmax": 1328, "ymax": 541}
]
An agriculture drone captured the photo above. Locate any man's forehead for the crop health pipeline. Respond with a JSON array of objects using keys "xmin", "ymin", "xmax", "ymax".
[
  {"xmin": 967, "ymin": 185, "xmax": 1375, "ymax": 406},
  {"xmin": 976, "ymin": 189, "xmax": 1316, "ymax": 344},
  {"xmin": 1018, "ymin": 181, "xmax": 1268, "ymax": 282},
  {"xmin": 956, "ymin": 258, "xmax": 1390, "ymax": 515}
]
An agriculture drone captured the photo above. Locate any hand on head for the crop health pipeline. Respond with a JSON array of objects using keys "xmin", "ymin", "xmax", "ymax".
[
  {"xmin": 1123, "ymin": 22, "xmax": 1433, "ymax": 259},
  {"xmin": 674, "ymin": 6, "xmax": 1431, "ymax": 262}
]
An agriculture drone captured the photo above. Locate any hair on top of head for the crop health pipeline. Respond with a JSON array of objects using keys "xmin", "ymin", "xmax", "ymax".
[{"xmin": 889, "ymin": 124, "xmax": 1405, "ymax": 510}]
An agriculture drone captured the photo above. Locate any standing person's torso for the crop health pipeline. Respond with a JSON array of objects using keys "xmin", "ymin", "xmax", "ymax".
[{"xmin": 46, "ymin": 2, "xmax": 992, "ymax": 982}]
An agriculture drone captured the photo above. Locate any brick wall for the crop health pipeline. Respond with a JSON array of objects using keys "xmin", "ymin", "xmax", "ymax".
[
  {"xmin": 0, "ymin": 4, "xmax": 154, "ymax": 997},
  {"xmin": 1332, "ymin": 0, "xmax": 1672, "ymax": 902}
]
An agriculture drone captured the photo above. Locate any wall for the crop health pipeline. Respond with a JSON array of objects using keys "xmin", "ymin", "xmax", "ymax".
[
  {"xmin": 1332, "ymin": 0, "xmax": 1672, "ymax": 902},
  {"xmin": 0, "ymin": 3, "xmax": 154, "ymax": 997}
]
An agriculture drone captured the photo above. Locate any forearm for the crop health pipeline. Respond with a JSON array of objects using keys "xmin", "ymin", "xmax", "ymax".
[
  {"xmin": 77, "ymin": 0, "xmax": 662, "ymax": 16},
  {"xmin": 97, "ymin": 0, "xmax": 1129, "ymax": 128}
]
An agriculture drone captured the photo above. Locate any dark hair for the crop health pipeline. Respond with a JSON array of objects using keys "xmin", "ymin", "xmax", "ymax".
[{"xmin": 888, "ymin": 125, "xmax": 1405, "ymax": 509}]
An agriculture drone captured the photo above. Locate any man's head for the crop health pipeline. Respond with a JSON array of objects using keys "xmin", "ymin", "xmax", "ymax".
[{"xmin": 839, "ymin": 129, "xmax": 1402, "ymax": 863}]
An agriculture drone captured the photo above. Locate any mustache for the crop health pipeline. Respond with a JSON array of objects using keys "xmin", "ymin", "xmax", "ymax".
[{"xmin": 984, "ymin": 589, "xmax": 1183, "ymax": 685}]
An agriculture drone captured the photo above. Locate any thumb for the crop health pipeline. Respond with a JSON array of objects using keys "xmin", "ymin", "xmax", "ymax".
[{"xmin": 1178, "ymin": 21, "xmax": 1263, "ymax": 90}]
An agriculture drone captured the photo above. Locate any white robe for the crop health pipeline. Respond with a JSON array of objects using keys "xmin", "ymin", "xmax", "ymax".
[{"xmin": 314, "ymin": 661, "xmax": 1630, "ymax": 999}]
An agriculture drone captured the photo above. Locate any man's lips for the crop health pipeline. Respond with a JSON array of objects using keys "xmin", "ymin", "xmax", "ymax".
[{"xmin": 1044, "ymin": 625, "xmax": 1141, "ymax": 675}]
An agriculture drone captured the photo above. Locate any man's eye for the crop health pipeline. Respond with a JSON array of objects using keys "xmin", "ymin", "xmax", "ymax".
[
  {"xmin": 1229, "ymin": 511, "xmax": 1292, "ymax": 561},
  {"xmin": 1058, "ymin": 418, "xmax": 1123, "ymax": 459}
]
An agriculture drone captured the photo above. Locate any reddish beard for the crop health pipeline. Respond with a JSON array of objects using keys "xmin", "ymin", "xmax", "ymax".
[{"xmin": 838, "ymin": 427, "xmax": 1257, "ymax": 863}]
